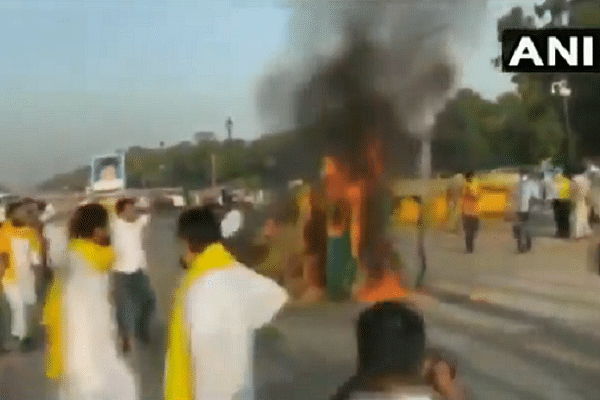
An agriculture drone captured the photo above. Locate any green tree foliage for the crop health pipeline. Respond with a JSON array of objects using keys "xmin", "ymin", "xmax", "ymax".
[
  {"xmin": 432, "ymin": 84, "xmax": 565, "ymax": 173},
  {"xmin": 495, "ymin": 1, "xmax": 600, "ymax": 166},
  {"xmin": 38, "ymin": 132, "xmax": 308, "ymax": 191}
]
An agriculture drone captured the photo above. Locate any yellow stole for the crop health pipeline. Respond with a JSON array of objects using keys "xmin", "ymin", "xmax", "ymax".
[
  {"xmin": 164, "ymin": 243, "xmax": 236, "ymax": 400},
  {"xmin": 1, "ymin": 221, "xmax": 41, "ymax": 284},
  {"xmin": 43, "ymin": 238, "xmax": 115, "ymax": 379}
]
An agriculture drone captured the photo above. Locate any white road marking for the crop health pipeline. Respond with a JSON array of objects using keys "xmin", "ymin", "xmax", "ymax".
[
  {"xmin": 524, "ymin": 341, "xmax": 600, "ymax": 372},
  {"xmin": 427, "ymin": 303, "xmax": 536, "ymax": 335},
  {"xmin": 427, "ymin": 328, "xmax": 587, "ymax": 400}
]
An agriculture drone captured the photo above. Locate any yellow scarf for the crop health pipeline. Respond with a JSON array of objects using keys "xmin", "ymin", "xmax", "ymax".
[
  {"xmin": 43, "ymin": 238, "xmax": 115, "ymax": 379},
  {"xmin": 1, "ymin": 221, "xmax": 41, "ymax": 284},
  {"xmin": 164, "ymin": 243, "xmax": 236, "ymax": 400}
]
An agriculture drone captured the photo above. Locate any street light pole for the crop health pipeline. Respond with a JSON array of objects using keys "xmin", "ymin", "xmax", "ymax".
[
  {"xmin": 563, "ymin": 95, "xmax": 575, "ymax": 168},
  {"xmin": 552, "ymin": 79, "xmax": 574, "ymax": 168}
]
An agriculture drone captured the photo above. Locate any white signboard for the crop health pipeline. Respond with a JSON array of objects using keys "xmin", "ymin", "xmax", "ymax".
[{"xmin": 90, "ymin": 154, "xmax": 126, "ymax": 192}]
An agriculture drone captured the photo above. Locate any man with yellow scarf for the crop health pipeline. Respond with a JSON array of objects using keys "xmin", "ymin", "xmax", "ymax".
[
  {"xmin": 0, "ymin": 198, "xmax": 42, "ymax": 352},
  {"xmin": 165, "ymin": 207, "xmax": 288, "ymax": 400},
  {"xmin": 43, "ymin": 204, "xmax": 138, "ymax": 399}
]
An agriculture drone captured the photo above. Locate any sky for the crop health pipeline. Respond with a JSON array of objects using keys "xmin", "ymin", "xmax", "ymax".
[{"xmin": 0, "ymin": 0, "xmax": 544, "ymax": 186}]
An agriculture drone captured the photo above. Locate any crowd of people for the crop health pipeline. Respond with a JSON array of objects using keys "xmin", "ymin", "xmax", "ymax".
[
  {"xmin": 0, "ymin": 192, "xmax": 469, "ymax": 399},
  {"xmin": 443, "ymin": 165, "xmax": 599, "ymax": 255}
]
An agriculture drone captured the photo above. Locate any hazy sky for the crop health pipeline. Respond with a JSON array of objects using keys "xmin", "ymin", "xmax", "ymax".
[{"xmin": 0, "ymin": 0, "xmax": 542, "ymax": 185}]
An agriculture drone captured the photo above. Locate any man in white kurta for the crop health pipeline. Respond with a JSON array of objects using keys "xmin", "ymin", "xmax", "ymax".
[
  {"xmin": 186, "ymin": 263, "xmax": 288, "ymax": 399},
  {"xmin": 165, "ymin": 207, "xmax": 288, "ymax": 400},
  {"xmin": 0, "ymin": 199, "xmax": 41, "ymax": 351},
  {"xmin": 571, "ymin": 174, "xmax": 592, "ymax": 239},
  {"xmin": 43, "ymin": 203, "xmax": 139, "ymax": 400}
]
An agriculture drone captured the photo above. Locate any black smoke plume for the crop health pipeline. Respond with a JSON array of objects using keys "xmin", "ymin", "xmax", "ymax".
[{"xmin": 257, "ymin": 1, "xmax": 484, "ymax": 180}]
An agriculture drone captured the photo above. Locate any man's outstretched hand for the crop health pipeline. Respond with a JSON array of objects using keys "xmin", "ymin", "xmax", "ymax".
[{"xmin": 423, "ymin": 357, "xmax": 469, "ymax": 400}]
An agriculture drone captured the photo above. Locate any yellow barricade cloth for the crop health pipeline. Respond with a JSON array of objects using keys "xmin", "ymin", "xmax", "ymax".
[
  {"xmin": 43, "ymin": 239, "xmax": 115, "ymax": 379},
  {"xmin": 164, "ymin": 243, "xmax": 235, "ymax": 400}
]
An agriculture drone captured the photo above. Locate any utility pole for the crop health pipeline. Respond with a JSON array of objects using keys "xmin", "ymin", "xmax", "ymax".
[
  {"xmin": 226, "ymin": 117, "xmax": 233, "ymax": 142},
  {"xmin": 552, "ymin": 79, "xmax": 574, "ymax": 168}
]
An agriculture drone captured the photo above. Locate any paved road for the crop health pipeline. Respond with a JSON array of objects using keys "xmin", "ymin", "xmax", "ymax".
[{"xmin": 1, "ymin": 215, "xmax": 600, "ymax": 399}]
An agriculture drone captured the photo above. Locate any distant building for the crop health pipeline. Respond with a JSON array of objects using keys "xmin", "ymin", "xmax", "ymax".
[{"xmin": 194, "ymin": 131, "xmax": 216, "ymax": 144}]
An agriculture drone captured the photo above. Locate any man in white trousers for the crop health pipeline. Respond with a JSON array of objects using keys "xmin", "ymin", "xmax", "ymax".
[{"xmin": 0, "ymin": 198, "xmax": 41, "ymax": 352}]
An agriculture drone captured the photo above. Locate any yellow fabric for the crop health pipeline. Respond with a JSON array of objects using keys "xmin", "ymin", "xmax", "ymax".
[
  {"xmin": 68, "ymin": 238, "xmax": 115, "ymax": 272},
  {"xmin": 398, "ymin": 199, "xmax": 420, "ymax": 225},
  {"xmin": 44, "ymin": 276, "xmax": 63, "ymax": 379},
  {"xmin": 43, "ymin": 239, "xmax": 114, "ymax": 380},
  {"xmin": 461, "ymin": 180, "xmax": 481, "ymax": 216},
  {"xmin": 0, "ymin": 221, "xmax": 40, "ymax": 284},
  {"xmin": 556, "ymin": 175, "xmax": 571, "ymax": 200},
  {"xmin": 164, "ymin": 243, "xmax": 236, "ymax": 400}
]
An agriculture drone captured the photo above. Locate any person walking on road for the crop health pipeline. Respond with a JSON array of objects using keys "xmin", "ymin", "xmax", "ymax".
[
  {"xmin": 571, "ymin": 173, "xmax": 592, "ymax": 239},
  {"xmin": 111, "ymin": 198, "xmax": 156, "ymax": 354},
  {"xmin": 553, "ymin": 172, "xmax": 572, "ymax": 238},
  {"xmin": 43, "ymin": 203, "xmax": 139, "ymax": 400},
  {"xmin": 513, "ymin": 169, "xmax": 539, "ymax": 253},
  {"xmin": 0, "ymin": 198, "xmax": 42, "ymax": 352},
  {"xmin": 461, "ymin": 171, "xmax": 481, "ymax": 253},
  {"xmin": 164, "ymin": 207, "xmax": 288, "ymax": 400}
]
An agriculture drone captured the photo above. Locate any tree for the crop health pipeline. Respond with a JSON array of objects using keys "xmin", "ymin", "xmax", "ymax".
[{"xmin": 495, "ymin": 3, "xmax": 569, "ymax": 166}]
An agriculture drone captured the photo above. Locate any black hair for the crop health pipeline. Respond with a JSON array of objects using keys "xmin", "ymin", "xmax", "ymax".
[
  {"xmin": 69, "ymin": 204, "xmax": 109, "ymax": 239},
  {"xmin": 116, "ymin": 198, "xmax": 135, "ymax": 215},
  {"xmin": 356, "ymin": 301, "xmax": 426, "ymax": 377},
  {"xmin": 177, "ymin": 207, "xmax": 222, "ymax": 252},
  {"xmin": 6, "ymin": 202, "xmax": 21, "ymax": 219},
  {"xmin": 465, "ymin": 171, "xmax": 474, "ymax": 180}
]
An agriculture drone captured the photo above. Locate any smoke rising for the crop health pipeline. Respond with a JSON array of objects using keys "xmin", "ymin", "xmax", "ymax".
[{"xmin": 257, "ymin": 0, "xmax": 486, "ymax": 178}]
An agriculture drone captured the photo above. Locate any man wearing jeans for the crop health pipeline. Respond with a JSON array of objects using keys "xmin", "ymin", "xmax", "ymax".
[
  {"xmin": 111, "ymin": 198, "xmax": 156, "ymax": 353},
  {"xmin": 461, "ymin": 171, "xmax": 480, "ymax": 253},
  {"xmin": 514, "ymin": 170, "xmax": 539, "ymax": 253}
]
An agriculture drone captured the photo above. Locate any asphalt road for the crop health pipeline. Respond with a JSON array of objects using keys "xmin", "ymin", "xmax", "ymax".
[{"xmin": 0, "ymin": 214, "xmax": 599, "ymax": 399}]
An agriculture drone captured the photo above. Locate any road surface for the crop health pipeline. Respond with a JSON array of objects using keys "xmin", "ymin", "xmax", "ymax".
[{"xmin": 0, "ymin": 214, "xmax": 599, "ymax": 399}]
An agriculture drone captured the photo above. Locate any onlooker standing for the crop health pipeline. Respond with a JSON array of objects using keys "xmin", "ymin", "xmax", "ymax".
[
  {"xmin": 0, "ymin": 198, "xmax": 42, "ymax": 352},
  {"xmin": 446, "ymin": 173, "xmax": 464, "ymax": 234},
  {"xmin": 571, "ymin": 173, "xmax": 592, "ymax": 239},
  {"xmin": 461, "ymin": 171, "xmax": 481, "ymax": 253},
  {"xmin": 331, "ymin": 301, "xmax": 467, "ymax": 400},
  {"xmin": 514, "ymin": 169, "xmax": 539, "ymax": 253},
  {"xmin": 553, "ymin": 172, "xmax": 572, "ymax": 238},
  {"xmin": 111, "ymin": 198, "xmax": 156, "ymax": 353}
]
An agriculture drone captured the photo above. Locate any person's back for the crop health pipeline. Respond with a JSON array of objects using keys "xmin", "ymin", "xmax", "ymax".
[
  {"xmin": 332, "ymin": 301, "xmax": 466, "ymax": 400},
  {"xmin": 185, "ymin": 262, "xmax": 288, "ymax": 398}
]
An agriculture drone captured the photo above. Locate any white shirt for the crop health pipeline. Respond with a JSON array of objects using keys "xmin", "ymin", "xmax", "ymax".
[
  {"xmin": 185, "ymin": 263, "xmax": 288, "ymax": 400},
  {"xmin": 111, "ymin": 215, "xmax": 150, "ymax": 274},
  {"xmin": 43, "ymin": 223, "xmax": 69, "ymax": 269},
  {"xmin": 516, "ymin": 177, "xmax": 540, "ymax": 212}
]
